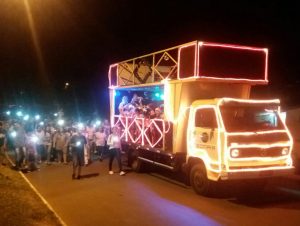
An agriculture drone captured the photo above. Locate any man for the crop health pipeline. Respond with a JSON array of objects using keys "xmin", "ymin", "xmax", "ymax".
[
  {"xmin": 95, "ymin": 127, "xmax": 106, "ymax": 161},
  {"xmin": 53, "ymin": 129, "xmax": 66, "ymax": 163},
  {"xmin": 12, "ymin": 123, "xmax": 27, "ymax": 170},
  {"xmin": 35, "ymin": 126, "xmax": 45, "ymax": 163},
  {"xmin": 86, "ymin": 123, "xmax": 95, "ymax": 162},
  {"xmin": 118, "ymin": 96, "xmax": 129, "ymax": 115},
  {"xmin": 70, "ymin": 128, "xmax": 87, "ymax": 179},
  {"xmin": 0, "ymin": 122, "xmax": 8, "ymax": 166}
]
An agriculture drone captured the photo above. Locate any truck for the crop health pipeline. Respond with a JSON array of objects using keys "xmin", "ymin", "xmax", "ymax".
[{"xmin": 108, "ymin": 41, "xmax": 294, "ymax": 195}]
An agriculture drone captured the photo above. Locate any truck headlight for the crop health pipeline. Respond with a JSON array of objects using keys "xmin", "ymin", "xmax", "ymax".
[
  {"xmin": 231, "ymin": 149, "xmax": 240, "ymax": 158},
  {"xmin": 281, "ymin": 147, "xmax": 289, "ymax": 155}
]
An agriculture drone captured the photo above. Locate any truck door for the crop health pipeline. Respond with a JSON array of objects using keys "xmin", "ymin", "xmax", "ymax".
[{"xmin": 191, "ymin": 107, "xmax": 219, "ymax": 162}]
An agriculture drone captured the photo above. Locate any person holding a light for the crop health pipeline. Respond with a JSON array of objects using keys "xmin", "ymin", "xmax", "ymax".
[
  {"xmin": 70, "ymin": 128, "xmax": 87, "ymax": 179},
  {"xmin": 107, "ymin": 126, "xmax": 125, "ymax": 175}
]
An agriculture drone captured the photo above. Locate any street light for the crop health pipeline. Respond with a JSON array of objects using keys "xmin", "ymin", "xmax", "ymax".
[
  {"xmin": 6, "ymin": 111, "xmax": 11, "ymax": 116},
  {"xmin": 35, "ymin": 115, "xmax": 40, "ymax": 120}
]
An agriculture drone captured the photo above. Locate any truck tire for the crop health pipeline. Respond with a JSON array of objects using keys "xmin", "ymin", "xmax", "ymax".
[
  {"xmin": 131, "ymin": 158, "xmax": 146, "ymax": 173},
  {"xmin": 190, "ymin": 163, "xmax": 212, "ymax": 196}
]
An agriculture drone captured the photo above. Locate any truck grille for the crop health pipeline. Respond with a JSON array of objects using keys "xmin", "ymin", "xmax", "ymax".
[{"xmin": 231, "ymin": 147, "xmax": 283, "ymax": 158}]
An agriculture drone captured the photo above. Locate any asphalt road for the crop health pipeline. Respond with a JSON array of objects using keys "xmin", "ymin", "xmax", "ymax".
[{"xmin": 24, "ymin": 158, "xmax": 300, "ymax": 226}]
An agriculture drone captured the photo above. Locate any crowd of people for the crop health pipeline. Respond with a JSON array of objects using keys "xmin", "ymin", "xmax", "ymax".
[
  {"xmin": 117, "ymin": 94, "xmax": 165, "ymax": 148},
  {"xmin": 118, "ymin": 93, "xmax": 164, "ymax": 119},
  {"xmin": 0, "ymin": 117, "xmax": 126, "ymax": 179}
]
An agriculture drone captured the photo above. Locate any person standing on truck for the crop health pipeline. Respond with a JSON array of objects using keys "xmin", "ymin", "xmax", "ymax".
[
  {"xmin": 107, "ymin": 126, "xmax": 125, "ymax": 176},
  {"xmin": 118, "ymin": 96, "xmax": 129, "ymax": 115}
]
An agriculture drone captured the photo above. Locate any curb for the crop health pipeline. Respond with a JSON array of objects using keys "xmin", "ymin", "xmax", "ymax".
[{"xmin": 6, "ymin": 154, "xmax": 67, "ymax": 226}]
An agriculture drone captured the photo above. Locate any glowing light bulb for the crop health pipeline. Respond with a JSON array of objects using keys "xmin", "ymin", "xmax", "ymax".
[
  {"xmin": 31, "ymin": 136, "xmax": 39, "ymax": 143},
  {"xmin": 11, "ymin": 131, "xmax": 17, "ymax": 138},
  {"xmin": 58, "ymin": 119, "xmax": 65, "ymax": 126}
]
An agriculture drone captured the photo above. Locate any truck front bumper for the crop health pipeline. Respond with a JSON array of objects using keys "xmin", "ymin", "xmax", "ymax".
[{"xmin": 220, "ymin": 167, "xmax": 295, "ymax": 180}]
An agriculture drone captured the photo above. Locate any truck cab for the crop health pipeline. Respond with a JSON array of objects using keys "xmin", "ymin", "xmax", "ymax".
[{"xmin": 188, "ymin": 98, "xmax": 293, "ymax": 185}]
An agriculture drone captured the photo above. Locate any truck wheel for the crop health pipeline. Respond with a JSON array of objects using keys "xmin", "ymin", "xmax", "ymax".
[
  {"xmin": 131, "ymin": 158, "xmax": 145, "ymax": 173},
  {"xmin": 190, "ymin": 163, "xmax": 212, "ymax": 196}
]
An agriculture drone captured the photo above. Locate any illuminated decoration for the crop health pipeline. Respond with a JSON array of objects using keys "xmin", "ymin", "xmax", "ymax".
[
  {"xmin": 197, "ymin": 42, "xmax": 268, "ymax": 84},
  {"xmin": 11, "ymin": 131, "xmax": 17, "ymax": 138},
  {"xmin": 185, "ymin": 98, "xmax": 294, "ymax": 179},
  {"xmin": 16, "ymin": 111, "xmax": 23, "ymax": 117},
  {"xmin": 113, "ymin": 116, "xmax": 170, "ymax": 149},
  {"xmin": 108, "ymin": 41, "xmax": 293, "ymax": 183},
  {"xmin": 23, "ymin": 115, "xmax": 30, "ymax": 121},
  {"xmin": 6, "ymin": 111, "xmax": 11, "ymax": 116},
  {"xmin": 57, "ymin": 119, "xmax": 65, "ymax": 126},
  {"xmin": 109, "ymin": 40, "xmax": 268, "ymax": 88},
  {"xmin": 178, "ymin": 42, "xmax": 198, "ymax": 80},
  {"xmin": 35, "ymin": 115, "xmax": 40, "ymax": 120}
]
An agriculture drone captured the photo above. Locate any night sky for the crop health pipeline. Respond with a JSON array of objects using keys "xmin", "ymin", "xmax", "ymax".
[{"xmin": 0, "ymin": 0, "xmax": 299, "ymax": 117}]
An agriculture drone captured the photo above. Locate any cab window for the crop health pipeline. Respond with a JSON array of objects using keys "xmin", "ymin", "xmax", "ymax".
[{"xmin": 195, "ymin": 108, "xmax": 217, "ymax": 128}]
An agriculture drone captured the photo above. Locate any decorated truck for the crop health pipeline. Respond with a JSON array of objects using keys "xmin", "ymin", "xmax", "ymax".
[{"xmin": 108, "ymin": 41, "xmax": 294, "ymax": 195}]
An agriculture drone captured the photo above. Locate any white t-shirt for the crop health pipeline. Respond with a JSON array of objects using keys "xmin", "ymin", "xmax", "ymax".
[
  {"xmin": 95, "ymin": 132, "xmax": 106, "ymax": 146},
  {"xmin": 107, "ymin": 134, "xmax": 121, "ymax": 149}
]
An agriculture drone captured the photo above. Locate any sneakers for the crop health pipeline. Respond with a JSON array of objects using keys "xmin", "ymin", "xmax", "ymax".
[
  {"xmin": 109, "ymin": 171, "xmax": 114, "ymax": 175},
  {"xmin": 119, "ymin": 171, "xmax": 125, "ymax": 176}
]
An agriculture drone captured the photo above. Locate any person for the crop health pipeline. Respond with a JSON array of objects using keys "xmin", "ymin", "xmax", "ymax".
[
  {"xmin": 86, "ymin": 123, "xmax": 95, "ymax": 162},
  {"xmin": 12, "ymin": 123, "xmax": 27, "ymax": 170},
  {"xmin": 95, "ymin": 127, "xmax": 107, "ymax": 161},
  {"xmin": 107, "ymin": 126, "xmax": 125, "ymax": 176},
  {"xmin": 25, "ymin": 131, "xmax": 39, "ymax": 172},
  {"xmin": 69, "ymin": 128, "xmax": 87, "ymax": 179},
  {"xmin": 131, "ymin": 93, "xmax": 143, "ymax": 107},
  {"xmin": 53, "ymin": 129, "xmax": 66, "ymax": 163},
  {"xmin": 118, "ymin": 96, "xmax": 129, "ymax": 115},
  {"xmin": 0, "ymin": 122, "xmax": 8, "ymax": 166},
  {"xmin": 62, "ymin": 128, "xmax": 71, "ymax": 164},
  {"xmin": 103, "ymin": 119, "xmax": 111, "ymax": 137},
  {"xmin": 43, "ymin": 126, "xmax": 52, "ymax": 164},
  {"xmin": 35, "ymin": 126, "xmax": 45, "ymax": 163}
]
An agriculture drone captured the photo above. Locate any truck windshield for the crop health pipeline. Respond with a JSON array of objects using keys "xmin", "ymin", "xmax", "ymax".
[{"xmin": 220, "ymin": 104, "xmax": 285, "ymax": 132}]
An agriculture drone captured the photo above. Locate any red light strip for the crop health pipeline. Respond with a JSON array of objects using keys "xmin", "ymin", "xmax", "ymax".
[
  {"xmin": 198, "ymin": 41, "xmax": 268, "ymax": 83},
  {"xmin": 127, "ymin": 117, "xmax": 144, "ymax": 144},
  {"xmin": 108, "ymin": 64, "xmax": 118, "ymax": 88},
  {"xmin": 177, "ymin": 42, "xmax": 197, "ymax": 80}
]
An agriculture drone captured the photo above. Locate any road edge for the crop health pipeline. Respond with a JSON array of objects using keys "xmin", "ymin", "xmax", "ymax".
[{"xmin": 6, "ymin": 155, "xmax": 67, "ymax": 226}]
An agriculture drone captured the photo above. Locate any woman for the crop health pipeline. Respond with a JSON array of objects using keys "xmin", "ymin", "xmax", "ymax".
[{"xmin": 107, "ymin": 127, "xmax": 125, "ymax": 176}]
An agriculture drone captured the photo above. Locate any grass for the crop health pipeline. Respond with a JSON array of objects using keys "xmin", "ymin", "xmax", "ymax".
[{"xmin": 0, "ymin": 164, "xmax": 62, "ymax": 226}]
